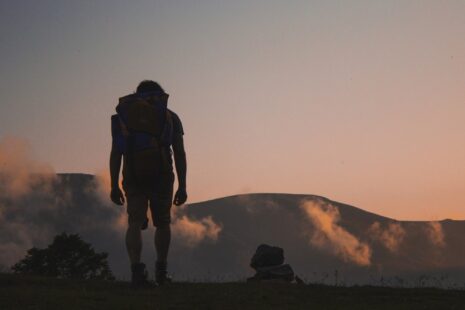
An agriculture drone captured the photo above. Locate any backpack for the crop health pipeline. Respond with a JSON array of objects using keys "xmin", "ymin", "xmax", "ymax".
[{"xmin": 114, "ymin": 91, "xmax": 173, "ymax": 184}]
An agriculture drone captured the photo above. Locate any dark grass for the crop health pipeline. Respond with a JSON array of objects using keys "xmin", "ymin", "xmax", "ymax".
[{"xmin": 1, "ymin": 273, "xmax": 464, "ymax": 310}]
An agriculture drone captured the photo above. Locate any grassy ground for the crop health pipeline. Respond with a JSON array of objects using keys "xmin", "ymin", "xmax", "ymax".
[{"xmin": 1, "ymin": 273, "xmax": 464, "ymax": 310}]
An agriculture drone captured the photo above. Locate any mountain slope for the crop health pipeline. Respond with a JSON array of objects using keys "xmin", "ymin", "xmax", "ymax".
[
  {"xmin": 1, "ymin": 174, "xmax": 464, "ymax": 285},
  {"xmin": 173, "ymin": 193, "xmax": 465, "ymax": 284}
]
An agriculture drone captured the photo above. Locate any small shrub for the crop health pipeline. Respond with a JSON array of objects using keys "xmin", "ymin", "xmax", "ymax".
[{"xmin": 12, "ymin": 233, "xmax": 114, "ymax": 281}]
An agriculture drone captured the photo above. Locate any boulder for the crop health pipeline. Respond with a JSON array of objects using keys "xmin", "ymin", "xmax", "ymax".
[
  {"xmin": 250, "ymin": 244, "xmax": 284, "ymax": 270},
  {"xmin": 248, "ymin": 244, "xmax": 297, "ymax": 283},
  {"xmin": 247, "ymin": 264, "xmax": 295, "ymax": 282}
]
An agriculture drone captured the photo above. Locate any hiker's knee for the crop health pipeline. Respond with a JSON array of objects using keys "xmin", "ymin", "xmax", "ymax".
[
  {"xmin": 128, "ymin": 220, "xmax": 144, "ymax": 231},
  {"xmin": 153, "ymin": 216, "xmax": 171, "ymax": 229},
  {"xmin": 150, "ymin": 197, "xmax": 172, "ymax": 228}
]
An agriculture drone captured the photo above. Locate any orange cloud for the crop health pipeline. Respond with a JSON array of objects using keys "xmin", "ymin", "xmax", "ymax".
[
  {"xmin": 0, "ymin": 136, "xmax": 55, "ymax": 198},
  {"xmin": 369, "ymin": 221, "xmax": 406, "ymax": 253},
  {"xmin": 172, "ymin": 213, "xmax": 222, "ymax": 246},
  {"xmin": 425, "ymin": 221, "xmax": 446, "ymax": 247},
  {"xmin": 301, "ymin": 200, "xmax": 371, "ymax": 266}
]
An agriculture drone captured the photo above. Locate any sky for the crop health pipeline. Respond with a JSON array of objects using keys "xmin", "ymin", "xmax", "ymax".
[{"xmin": 0, "ymin": 0, "xmax": 464, "ymax": 220}]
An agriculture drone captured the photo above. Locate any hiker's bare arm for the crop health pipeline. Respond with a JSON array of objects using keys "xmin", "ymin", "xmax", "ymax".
[
  {"xmin": 172, "ymin": 134, "xmax": 187, "ymax": 188},
  {"xmin": 109, "ymin": 147, "xmax": 124, "ymax": 205},
  {"xmin": 172, "ymin": 134, "xmax": 187, "ymax": 205},
  {"xmin": 110, "ymin": 146, "xmax": 122, "ymax": 188}
]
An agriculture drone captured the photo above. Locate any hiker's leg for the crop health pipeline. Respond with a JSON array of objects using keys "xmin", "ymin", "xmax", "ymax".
[
  {"xmin": 151, "ymin": 197, "xmax": 173, "ymax": 285},
  {"xmin": 125, "ymin": 190, "xmax": 148, "ymax": 264},
  {"xmin": 151, "ymin": 201, "xmax": 172, "ymax": 284},
  {"xmin": 150, "ymin": 174, "xmax": 174, "ymax": 284},
  {"xmin": 126, "ymin": 223, "xmax": 143, "ymax": 264},
  {"xmin": 151, "ymin": 198, "xmax": 172, "ymax": 264},
  {"xmin": 150, "ymin": 173, "xmax": 174, "ymax": 265},
  {"xmin": 155, "ymin": 223, "xmax": 171, "ymax": 263},
  {"xmin": 127, "ymin": 221, "xmax": 149, "ymax": 286}
]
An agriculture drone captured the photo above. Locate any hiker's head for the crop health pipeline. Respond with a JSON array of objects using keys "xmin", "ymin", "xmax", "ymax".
[{"xmin": 136, "ymin": 80, "xmax": 165, "ymax": 94}]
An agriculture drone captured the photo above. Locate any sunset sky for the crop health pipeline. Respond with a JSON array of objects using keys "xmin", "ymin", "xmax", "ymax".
[{"xmin": 0, "ymin": 1, "xmax": 464, "ymax": 220}]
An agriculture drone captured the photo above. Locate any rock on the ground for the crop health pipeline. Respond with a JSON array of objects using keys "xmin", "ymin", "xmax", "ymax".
[{"xmin": 250, "ymin": 244, "xmax": 284, "ymax": 270}]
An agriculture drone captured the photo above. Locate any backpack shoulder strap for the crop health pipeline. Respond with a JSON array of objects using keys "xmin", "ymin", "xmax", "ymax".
[
  {"xmin": 160, "ymin": 110, "xmax": 174, "ymax": 146},
  {"xmin": 118, "ymin": 115, "xmax": 130, "ymax": 137},
  {"xmin": 165, "ymin": 110, "xmax": 173, "ymax": 130}
]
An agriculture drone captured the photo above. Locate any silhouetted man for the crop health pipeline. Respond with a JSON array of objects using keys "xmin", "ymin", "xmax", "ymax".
[{"xmin": 110, "ymin": 80, "xmax": 187, "ymax": 286}]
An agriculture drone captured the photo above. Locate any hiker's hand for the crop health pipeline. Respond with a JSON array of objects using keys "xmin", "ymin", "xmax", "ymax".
[
  {"xmin": 110, "ymin": 187, "xmax": 125, "ymax": 205},
  {"xmin": 174, "ymin": 188, "xmax": 187, "ymax": 206}
]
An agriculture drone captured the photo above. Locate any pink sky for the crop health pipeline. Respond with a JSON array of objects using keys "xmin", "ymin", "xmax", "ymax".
[{"xmin": 0, "ymin": 1, "xmax": 464, "ymax": 220}]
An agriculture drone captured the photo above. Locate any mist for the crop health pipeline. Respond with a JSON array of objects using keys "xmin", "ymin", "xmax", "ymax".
[
  {"xmin": 0, "ymin": 136, "xmax": 223, "ymax": 277},
  {"xmin": 300, "ymin": 199, "xmax": 372, "ymax": 266}
]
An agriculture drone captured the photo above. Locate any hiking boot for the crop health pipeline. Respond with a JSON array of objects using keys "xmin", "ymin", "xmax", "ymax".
[
  {"xmin": 131, "ymin": 262, "xmax": 150, "ymax": 287},
  {"xmin": 155, "ymin": 261, "xmax": 172, "ymax": 286}
]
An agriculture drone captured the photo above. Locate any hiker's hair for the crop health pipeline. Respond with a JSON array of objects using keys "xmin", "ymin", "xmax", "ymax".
[{"xmin": 136, "ymin": 80, "xmax": 165, "ymax": 93}]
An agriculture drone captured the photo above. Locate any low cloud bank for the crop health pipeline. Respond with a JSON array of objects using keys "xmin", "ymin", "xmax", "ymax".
[
  {"xmin": 0, "ymin": 136, "xmax": 57, "ymax": 267},
  {"xmin": 0, "ymin": 136, "xmax": 222, "ymax": 272},
  {"xmin": 369, "ymin": 221, "xmax": 406, "ymax": 253},
  {"xmin": 0, "ymin": 137, "xmax": 123, "ymax": 269},
  {"xmin": 300, "ymin": 199, "xmax": 372, "ymax": 266},
  {"xmin": 0, "ymin": 136, "xmax": 55, "ymax": 198},
  {"xmin": 171, "ymin": 205, "xmax": 222, "ymax": 246},
  {"xmin": 426, "ymin": 221, "xmax": 446, "ymax": 247}
]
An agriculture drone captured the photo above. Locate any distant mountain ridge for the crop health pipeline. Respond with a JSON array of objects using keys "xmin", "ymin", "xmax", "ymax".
[
  {"xmin": 180, "ymin": 192, "xmax": 465, "ymax": 283},
  {"xmin": 1, "ymin": 173, "xmax": 464, "ymax": 286}
]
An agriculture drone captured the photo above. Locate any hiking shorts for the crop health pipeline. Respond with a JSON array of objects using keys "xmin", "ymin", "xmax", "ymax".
[{"xmin": 123, "ymin": 173, "xmax": 174, "ymax": 227}]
